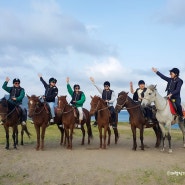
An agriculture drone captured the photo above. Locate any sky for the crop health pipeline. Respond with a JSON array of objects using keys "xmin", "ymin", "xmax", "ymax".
[{"xmin": 0, "ymin": 0, "xmax": 185, "ymax": 108}]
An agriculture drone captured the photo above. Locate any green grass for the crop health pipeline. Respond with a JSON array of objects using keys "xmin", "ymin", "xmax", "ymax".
[{"xmin": 0, "ymin": 121, "xmax": 184, "ymax": 146}]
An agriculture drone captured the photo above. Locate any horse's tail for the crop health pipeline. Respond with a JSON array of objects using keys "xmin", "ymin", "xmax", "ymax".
[
  {"xmin": 88, "ymin": 123, "xmax": 93, "ymax": 139},
  {"xmin": 22, "ymin": 125, "xmax": 31, "ymax": 138}
]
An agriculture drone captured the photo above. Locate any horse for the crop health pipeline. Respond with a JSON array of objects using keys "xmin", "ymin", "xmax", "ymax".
[
  {"xmin": 115, "ymin": 91, "xmax": 161, "ymax": 151},
  {"xmin": 57, "ymin": 96, "xmax": 93, "ymax": 149},
  {"xmin": 27, "ymin": 95, "xmax": 64, "ymax": 150},
  {"xmin": 0, "ymin": 97, "xmax": 31, "ymax": 149},
  {"xmin": 141, "ymin": 85, "xmax": 185, "ymax": 153},
  {"xmin": 89, "ymin": 95, "xmax": 119, "ymax": 149}
]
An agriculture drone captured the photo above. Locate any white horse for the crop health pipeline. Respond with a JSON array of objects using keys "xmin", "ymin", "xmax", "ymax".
[{"xmin": 141, "ymin": 85, "xmax": 185, "ymax": 153}]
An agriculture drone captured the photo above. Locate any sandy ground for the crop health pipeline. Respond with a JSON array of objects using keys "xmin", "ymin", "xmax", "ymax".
[{"xmin": 0, "ymin": 125, "xmax": 185, "ymax": 185}]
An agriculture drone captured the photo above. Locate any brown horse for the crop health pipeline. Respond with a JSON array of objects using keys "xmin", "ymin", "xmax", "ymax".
[
  {"xmin": 115, "ymin": 91, "xmax": 161, "ymax": 150},
  {"xmin": 89, "ymin": 95, "xmax": 119, "ymax": 149},
  {"xmin": 0, "ymin": 97, "xmax": 31, "ymax": 149},
  {"xmin": 27, "ymin": 95, "xmax": 64, "ymax": 150},
  {"xmin": 57, "ymin": 96, "xmax": 93, "ymax": 149}
]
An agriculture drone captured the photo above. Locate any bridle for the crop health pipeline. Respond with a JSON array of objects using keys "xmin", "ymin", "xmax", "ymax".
[
  {"xmin": 91, "ymin": 99, "xmax": 109, "ymax": 113},
  {"xmin": 116, "ymin": 94, "xmax": 140, "ymax": 110},
  {"xmin": 57, "ymin": 100, "xmax": 73, "ymax": 114},
  {"xmin": 28, "ymin": 100, "xmax": 45, "ymax": 116}
]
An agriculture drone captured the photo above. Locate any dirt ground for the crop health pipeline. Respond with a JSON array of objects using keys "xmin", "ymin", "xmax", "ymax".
[{"xmin": 0, "ymin": 124, "xmax": 185, "ymax": 185}]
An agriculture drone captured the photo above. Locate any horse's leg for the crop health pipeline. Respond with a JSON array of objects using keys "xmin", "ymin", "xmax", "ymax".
[
  {"xmin": 80, "ymin": 124, "xmax": 85, "ymax": 145},
  {"xmin": 159, "ymin": 124, "xmax": 166, "ymax": 152},
  {"xmin": 12, "ymin": 126, "xmax": 18, "ymax": 149},
  {"xmin": 140, "ymin": 126, "xmax": 144, "ymax": 150},
  {"xmin": 57, "ymin": 126, "xmax": 64, "ymax": 145},
  {"xmin": 69, "ymin": 127, "xmax": 73, "ymax": 149},
  {"xmin": 152, "ymin": 124, "xmax": 161, "ymax": 148},
  {"xmin": 98, "ymin": 126, "xmax": 103, "ymax": 148},
  {"xmin": 103, "ymin": 127, "xmax": 107, "ymax": 149},
  {"xmin": 131, "ymin": 125, "xmax": 137, "ymax": 150},
  {"xmin": 65, "ymin": 128, "xmax": 70, "ymax": 149},
  {"xmin": 40, "ymin": 125, "xmax": 46, "ymax": 150},
  {"xmin": 86, "ymin": 120, "xmax": 93, "ymax": 144},
  {"xmin": 21, "ymin": 125, "xmax": 24, "ymax": 145},
  {"xmin": 34, "ymin": 125, "xmax": 40, "ymax": 150},
  {"xmin": 4, "ymin": 126, "xmax": 9, "ymax": 149},
  {"xmin": 107, "ymin": 126, "xmax": 111, "ymax": 146},
  {"xmin": 113, "ymin": 127, "xmax": 119, "ymax": 144}
]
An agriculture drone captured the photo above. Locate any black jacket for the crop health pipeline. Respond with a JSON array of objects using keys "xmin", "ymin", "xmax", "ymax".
[
  {"xmin": 156, "ymin": 71, "xmax": 183, "ymax": 98},
  {"xmin": 133, "ymin": 88, "xmax": 147, "ymax": 101},
  {"xmin": 40, "ymin": 77, "xmax": 58, "ymax": 102}
]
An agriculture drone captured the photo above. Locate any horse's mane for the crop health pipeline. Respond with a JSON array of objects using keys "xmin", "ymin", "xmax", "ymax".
[
  {"xmin": 147, "ymin": 84, "xmax": 157, "ymax": 91},
  {"xmin": 92, "ymin": 95, "xmax": 107, "ymax": 106}
]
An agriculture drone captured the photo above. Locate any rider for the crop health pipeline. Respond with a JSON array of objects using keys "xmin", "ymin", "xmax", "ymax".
[
  {"xmin": 130, "ymin": 80, "xmax": 153, "ymax": 124},
  {"xmin": 66, "ymin": 77, "xmax": 86, "ymax": 128},
  {"xmin": 38, "ymin": 74, "xmax": 58, "ymax": 124},
  {"xmin": 1, "ymin": 77, "xmax": 27, "ymax": 125},
  {"xmin": 152, "ymin": 67, "xmax": 184, "ymax": 122},
  {"xmin": 90, "ymin": 77, "xmax": 117, "ymax": 128}
]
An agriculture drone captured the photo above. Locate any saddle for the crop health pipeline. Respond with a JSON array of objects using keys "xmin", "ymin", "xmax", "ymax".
[
  {"xmin": 168, "ymin": 99, "xmax": 177, "ymax": 115},
  {"xmin": 73, "ymin": 107, "xmax": 86, "ymax": 122}
]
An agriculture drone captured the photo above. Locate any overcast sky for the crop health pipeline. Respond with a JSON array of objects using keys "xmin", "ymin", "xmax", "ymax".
[{"xmin": 0, "ymin": 0, "xmax": 185, "ymax": 108}]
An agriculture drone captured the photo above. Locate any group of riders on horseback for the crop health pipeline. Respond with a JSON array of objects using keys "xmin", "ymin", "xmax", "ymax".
[{"xmin": 0, "ymin": 67, "xmax": 184, "ymax": 128}]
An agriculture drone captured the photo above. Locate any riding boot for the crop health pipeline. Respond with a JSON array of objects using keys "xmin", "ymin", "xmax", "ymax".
[
  {"xmin": 111, "ymin": 122, "xmax": 117, "ymax": 128},
  {"xmin": 179, "ymin": 116, "xmax": 184, "ymax": 122},
  {"xmin": 76, "ymin": 120, "xmax": 81, "ymax": 129},
  {"xmin": 93, "ymin": 121, "xmax": 98, "ymax": 127},
  {"xmin": 0, "ymin": 121, "xmax": 4, "ymax": 125},
  {"xmin": 147, "ymin": 118, "xmax": 153, "ymax": 124}
]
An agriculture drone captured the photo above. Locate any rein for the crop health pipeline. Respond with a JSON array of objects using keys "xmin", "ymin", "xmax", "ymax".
[{"xmin": 29, "ymin": 103, "xmax": 45, "ymax": 116}]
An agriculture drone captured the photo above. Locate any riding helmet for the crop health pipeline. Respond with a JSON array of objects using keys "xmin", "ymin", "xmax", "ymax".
[
  {"xmin": 74, "ymin": 84, "xmax": 80, "ymax": 89},
  {"xmin": 138, "ymin": 80, "xmax": 145, "ymax": 85},
  {"xmin": 13, "ymin": 78, "xmax": 20, "ymax": 84},
  {"xmin": 49, "ymin": 77, "xmax": 57, "ymax": 83},
  {"xmin": 169, "ymin": 68, "xmax": 180, "ymax": 76},
  {"xmin": 104, "ymin": 81, "xmax": 110, "ymax": 87}
]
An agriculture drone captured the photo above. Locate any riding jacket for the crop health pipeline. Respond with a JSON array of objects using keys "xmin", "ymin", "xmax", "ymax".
[
  {"xmin": 93, "ymin": 83, "xmax": 115, "ymax": 107},
  {"xmin": 156, "ymin": 71, "xmax": 183, "ymax": 99},
  {"xmin": 40, "ymin": 77, "xmax": 58, "ymax": 102},
  {"xmin": 133, "ymin": 88, "xmax": 147, "ymax": 102},
  {"xmin": 2, "ymin": 81, "xmax": 25, "ymax": 105},
  {"xmin": 67, "ymin": 84, "xmax": 86, "ymax": 108}
]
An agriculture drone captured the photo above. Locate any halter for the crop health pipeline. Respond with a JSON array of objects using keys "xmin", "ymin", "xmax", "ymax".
[
  {"xmin": 91, "ymin": 99, "xmax": 109, "ymax": 113},
  {"xmin": 57, "ymin": 100, "xmax": 73, "ymax": 114},
  {"xmin": 28, "ymin": 100, "xmax": 45, "ymax": 116},
  {"xmin": 116, "ymin": 94, "xmax": 140, "ymax": 110}
]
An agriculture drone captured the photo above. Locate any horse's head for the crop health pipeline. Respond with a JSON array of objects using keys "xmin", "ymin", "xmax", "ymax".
[
  {"xmin": 115, "ymin": 91, "xmax": 129, "ymax": 113},
  {"xmin": 89, "ymin": 95, "xmax": 106, "ymax": 116},
  {"xmin": 141, "ymin": 84, "xmax": 157, "ymax": 107},
  {"xmin": 57, "ymin": 96, "xmax": 68, "ymax": 113},
  {"xmin": 27, "ymin": 95, "xmax": 41, "ymax": 117},
  {"xmin": 0, "ymin": 98, "xmax": 8, "ymax": 122}
]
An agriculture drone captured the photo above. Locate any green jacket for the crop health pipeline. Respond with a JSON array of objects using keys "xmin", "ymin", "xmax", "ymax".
[
  {"xmin": 2, "ymin": 81, "xmax": 25, "ymax": 104},
  {"xmin": 67, "ymin": 84, "xmax": 86, "ymax": 107}
]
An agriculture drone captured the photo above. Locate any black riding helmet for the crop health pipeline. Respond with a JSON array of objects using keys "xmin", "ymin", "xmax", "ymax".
[
  {"xmin": 74, "ymin": 84, "xmax": 80, "ymax": 90},
  {"xmin": 13, "ymin": 78, "xmax": 20, "ymax": 84},
  {"xmin": 169, "ymin": 68, "xmax": 180, "ymax": 76},
  {"xmin": 104, "ymin": 81, "xmax": 110, "ymax": 87},
  {"xmin": 138, "ymin": 80, "xmax": 145, "ymax": 85},
  {"xmin": 49, "ymin": 77, "xmax": 57, "ymax": 83}
]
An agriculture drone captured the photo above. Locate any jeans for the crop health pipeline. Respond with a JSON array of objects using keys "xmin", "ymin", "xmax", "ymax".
[
  {"xmin": 48, "ymin": 102, "xmax": 55, "ymax": 118},
  {"xmin": 174, "ymin": 97, "xmax": 183, "ymax": 117}
]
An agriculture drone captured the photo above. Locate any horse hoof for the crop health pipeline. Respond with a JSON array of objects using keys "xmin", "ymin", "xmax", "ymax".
[
  {"xmin": 160, "ymin": 148, "xmax": 165, "ymax": 152},
  {"xmin": 168, "ymin": 149, "xmax": 172, "ymax": 153},
  {"xmin": 5, "ymin": 147, "xmax": 9, "ymax": 150}
]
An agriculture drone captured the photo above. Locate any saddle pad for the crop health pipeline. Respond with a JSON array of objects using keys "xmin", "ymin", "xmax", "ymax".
[{"xmin": 168, "ymin": 99, "xmax": 176, "ymax": 115}]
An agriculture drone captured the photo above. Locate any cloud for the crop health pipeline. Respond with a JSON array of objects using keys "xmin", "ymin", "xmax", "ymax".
[
  {"xmin": 0, "ymin": 0, "xmax": 112, "ymax": 56},
  {"xmin": 156, "ymin": 0, "xmax": 185, "ymax": 25}
]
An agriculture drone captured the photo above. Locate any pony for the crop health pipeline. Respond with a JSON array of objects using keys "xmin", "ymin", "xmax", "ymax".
[
  {"xmin": 57, "ymin": 96, "xmax": 93, "ymax": 149},
  {"xmin": 27, "ymin": 95, "xmax": 64, "ymax": 150},
  {"xmin": 0, "ymin": 97, "xmax": 31, "ymax": 149},
  {"xmin": 115, "ymin": 91, "xmax": 161, "ymax": 151},
  {"xmin": 89, "ymin": 95, "xmax": 119, "ymax": 149},
  {"xmin": 141, "ymin": 85, "xmax": 185, "ymax": 153}
]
